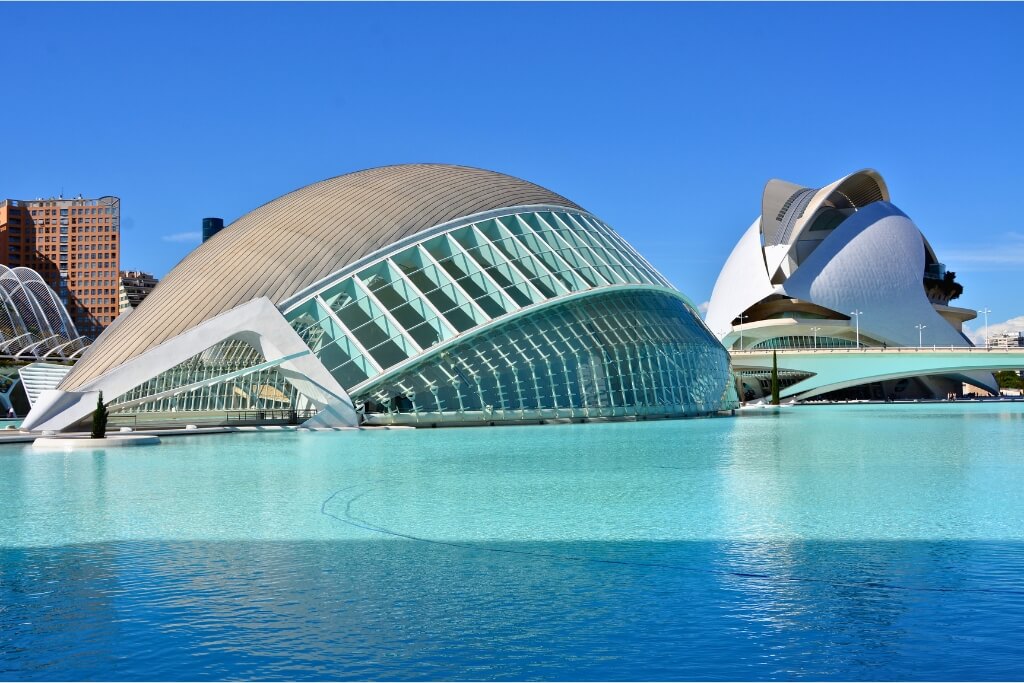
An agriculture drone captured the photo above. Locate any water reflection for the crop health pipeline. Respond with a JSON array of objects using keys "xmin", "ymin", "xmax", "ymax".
[{"xmin": 3, "ymin": 539, "xmax": 1024, "ymax": 680}]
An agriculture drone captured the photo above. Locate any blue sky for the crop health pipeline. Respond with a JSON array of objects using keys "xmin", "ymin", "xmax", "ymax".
[{"xmin": 3, "ymin": 2, "xmax": 1022, "ymax": 338}]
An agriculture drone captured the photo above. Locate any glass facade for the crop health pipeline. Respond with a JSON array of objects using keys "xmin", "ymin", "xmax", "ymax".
[
  {"xmin": 749, "ymin": 335, "xmax": 859, "ymax": 350},
  {"xmin": 111, "ymin": 339, "xmax": 298, "ymax": 414},
  {"xmin": 354, "ymin": 290, "xmax": 731, "ymax": 424},
  {"xmin": 284, "ymin": 210, "xmax": 675, "ymax": 389}
]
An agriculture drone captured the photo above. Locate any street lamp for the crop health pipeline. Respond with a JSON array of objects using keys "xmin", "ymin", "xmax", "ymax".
[
  {"xmin": 718, "ymin": 330, "xmax": 732, "ymax": 352},
  {"xmin": 915, "ymin": 323, "xmax": 926, "ymax": 348},
  {"xmin": 737, "ymin": 313, "xmax": 753, "ymax": 350},
  {"xmin": 810, "ymin": 326, "xmax": 821, "ymax": 349},
  {"xmin": 979, "ymin": 308, "xmax": 991, "ymax": 347},
  {"xmin": 850, "ymin": 310, "xmax": 863, "ymax": 348}
]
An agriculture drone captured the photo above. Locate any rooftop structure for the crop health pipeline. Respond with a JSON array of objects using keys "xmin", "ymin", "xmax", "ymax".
[
  {"xmin": 24, "ymin": 164, "xmax": 734, "ymax": 432},
  {"xmin": 0, "ymin": 196, "xmax": 121, "ymax": 338},
  {"xmin": 706, "ymin": 169, "xmax": 995, "ymax": 400},
  {"xmin": 202, "ymin": 217, "xmax": 224, "ymax": 242}
]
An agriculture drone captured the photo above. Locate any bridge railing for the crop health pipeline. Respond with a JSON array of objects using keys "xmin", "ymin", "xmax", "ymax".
[
  {"xmin": 106, "ymin": 409, "xmax": 319, "ymax": 430},
  {"xmin": 730, "ymin": 346, "xmax": 1024, "ymax": 355}
]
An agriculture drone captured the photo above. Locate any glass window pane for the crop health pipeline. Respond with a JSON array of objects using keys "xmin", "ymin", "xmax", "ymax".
[
  {"xmin": 366, "ymin": 339, "xmax": 409, "ymax": 368},
  {"xmin": 407, "ymin": 321, "xmax": 444, "ymax": 349},
  {"xmin": 443, "ymin": 303, "xmax": 477, "ymax": 332}
]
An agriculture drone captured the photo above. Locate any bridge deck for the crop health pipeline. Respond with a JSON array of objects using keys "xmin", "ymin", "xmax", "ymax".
[{"xmin": 728, "ymin": 347, "xmax": 1024, "ymax": 400}]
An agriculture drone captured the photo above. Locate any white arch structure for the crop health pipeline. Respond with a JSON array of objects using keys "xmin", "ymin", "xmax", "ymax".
[
  {"xmin": 25, "ymin": 297, "xmax": 357, "ymax": 432},
  {"xmin": 0, "ymin": 265, "xmax": 87, "ymax": 360}
]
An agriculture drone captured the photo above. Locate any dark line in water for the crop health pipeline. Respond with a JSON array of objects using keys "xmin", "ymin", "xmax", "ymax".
[{"xmin": 319, "ymin": 483, "xmax": 1024, "ymax": 598}]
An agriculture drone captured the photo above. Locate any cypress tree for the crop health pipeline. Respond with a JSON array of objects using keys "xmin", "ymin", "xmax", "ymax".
[
  {"xmin": 770, "ymin": 350, "xmax": 780, "ymax": 406},
  {"xmin": 91, "ymin": 391, "xmax": 108, "ymax": 439}
]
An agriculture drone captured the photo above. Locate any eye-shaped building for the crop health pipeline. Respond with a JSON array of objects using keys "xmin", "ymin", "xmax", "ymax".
[{"xmin": 24, "ymin": 164, "xmax": 734, "ymax": 431}]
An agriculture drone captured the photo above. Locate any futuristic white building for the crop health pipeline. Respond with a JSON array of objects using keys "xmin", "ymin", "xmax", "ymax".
[
  {"xmin": 706, "ymin": 169, "xmax": 995, "ymax": 400},
  {"xmin": 24, "ymin": 164, "xmax": 735, "ymax": 431},
  {"xmin": 0, "ymin": 264, "xmax": 89, "ymax": 414},
  {"xmin": 0, "ymin": 264, "xmax": 87, "ymax": 360}
]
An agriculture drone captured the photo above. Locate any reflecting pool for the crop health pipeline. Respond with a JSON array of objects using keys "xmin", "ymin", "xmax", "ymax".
[{"xmin": 2, "ymin": 403, "xmax": 1024, "ymax": 680}]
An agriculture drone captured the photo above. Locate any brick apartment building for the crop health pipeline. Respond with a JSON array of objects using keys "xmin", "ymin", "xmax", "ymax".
[{"xmin": 0, "ymin": 195, "xmax": 120, "ymax": 338}]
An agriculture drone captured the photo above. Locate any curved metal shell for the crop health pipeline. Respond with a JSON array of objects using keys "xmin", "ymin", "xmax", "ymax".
[
  {"xmin": 61, "ymin": 164, "xmax": 582, "ymax": 390},
  {"xmin": 780, "ymin": 202, "xmax": 966, "ymax": 347},
  {"xmin": 705, "ymin": 218, "xmax": 777, "ymax": 338},
  {"xmin": 788, "ymin": 169, "xmax": 889, "ymax": 245}
]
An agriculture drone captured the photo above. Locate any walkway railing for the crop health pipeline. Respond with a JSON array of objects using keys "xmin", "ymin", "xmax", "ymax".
[
  {"xmin": 108, "ymin": 408, "xmax": 319, "ymax": 429},
  {"xmin": 730, "ymin": 346, "xmax": 1024, "ymax": 355},
  {"xmin": 224, "ymin": 409, "xmax": 318, "ymax": 424}
]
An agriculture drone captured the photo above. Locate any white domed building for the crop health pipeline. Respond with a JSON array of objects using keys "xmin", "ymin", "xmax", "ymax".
[{"xmin": 706, "ymin": 169, "xmax": 994, "ymax": 400}]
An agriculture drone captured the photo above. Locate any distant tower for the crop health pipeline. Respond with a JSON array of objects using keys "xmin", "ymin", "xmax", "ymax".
[{"xmin": 202, "ymin": 217, "xmax": 224, "ymax": 242}]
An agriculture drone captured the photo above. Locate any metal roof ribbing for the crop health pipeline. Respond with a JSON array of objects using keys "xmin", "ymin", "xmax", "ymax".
[{"xmin": 61, "ymin": 164, "xmax": 582, "ymax": 391}]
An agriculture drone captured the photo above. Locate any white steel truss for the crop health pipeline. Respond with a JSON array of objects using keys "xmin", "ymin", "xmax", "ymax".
[{"xmin": 0, "ymin": 265, "xmax": 88, "ymax": 360}]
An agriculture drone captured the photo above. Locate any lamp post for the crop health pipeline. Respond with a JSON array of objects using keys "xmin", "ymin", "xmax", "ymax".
[
  {"xmin": 915, "ymin": 323, "xmax": 926, "ymax": 348},
  {"xmin": 810, "ymin": 326, "xmax": 821, "ymax": 349},
  {"xmin": 979, "ymin": 308, "xmax": 991, "ymax": 347},
  {"xmin": 736, "ymin": 313, "xmax": 748, "ymax": 351},
  {"xmin": 850, "ymin": 310, "xmax": 863, "ymax": 348},
  {"xmin": 718, "ymin": 330, "xmax": 732, "ymax": 352}
]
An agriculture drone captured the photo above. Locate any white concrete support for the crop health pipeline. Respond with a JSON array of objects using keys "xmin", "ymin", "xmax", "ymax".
[
  {"xmin": 18, "ymin": 362, "xmax": 73, "ymax": 408},
  {"xmin": 22, "ymin": 297, "xmax": 358, "ymax": 432}
]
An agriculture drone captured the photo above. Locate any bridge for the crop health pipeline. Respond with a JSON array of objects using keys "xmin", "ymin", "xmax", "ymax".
[{"xmin": 729, "ymin": 346, "xmax": 1024, "ymax": 400}]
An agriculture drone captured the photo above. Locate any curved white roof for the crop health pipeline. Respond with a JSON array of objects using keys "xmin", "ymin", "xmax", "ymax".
[
  {"xmin": 780, "ymin": 202, "xmax": 966, "ymax": 347},
  {"xmin": 705, "ymin": 218, "xmax": 777, "ymax": 338}
]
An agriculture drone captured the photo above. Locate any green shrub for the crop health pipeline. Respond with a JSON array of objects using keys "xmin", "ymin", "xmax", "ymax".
[{"xmin": 995, "ymin": 370, "xmax": 1024, "ymax": 390}]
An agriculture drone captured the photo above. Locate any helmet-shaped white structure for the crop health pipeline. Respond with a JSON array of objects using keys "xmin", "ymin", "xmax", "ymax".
[{"xmin": 706, "ymin": 169, "xmax": 994, "ymax": 398}]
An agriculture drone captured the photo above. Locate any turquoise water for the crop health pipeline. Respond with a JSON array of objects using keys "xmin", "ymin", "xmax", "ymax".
[{"xmin": 2, "ymin": 403, "xmax": 1024, "ymax": 679}]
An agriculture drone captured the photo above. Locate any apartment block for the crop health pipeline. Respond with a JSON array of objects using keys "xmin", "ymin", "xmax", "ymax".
[
  {"xmin": 988, "ymin": 331, "xmax": 1024, "ymax": 349},
  {"xmin": 0, "ymin": 195, "xmax": 120, "ymax": 338},
  {"xmin": 119, "ymin": 270, "xmax": 158, "ymax": 313}
]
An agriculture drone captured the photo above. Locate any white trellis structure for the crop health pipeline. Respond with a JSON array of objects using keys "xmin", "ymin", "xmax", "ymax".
[{"xmin": 0, "ymin": 265, "xmax": 89, "ymax": 361}]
